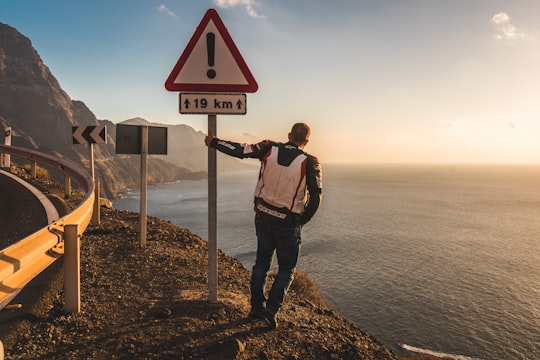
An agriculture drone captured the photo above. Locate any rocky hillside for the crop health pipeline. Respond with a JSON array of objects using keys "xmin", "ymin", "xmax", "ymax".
[{"xmin": 0, "ymin": 22, "xmax": 252, "ymax": 199}]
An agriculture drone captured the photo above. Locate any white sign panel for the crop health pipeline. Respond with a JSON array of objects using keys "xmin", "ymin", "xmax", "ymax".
[{"xmin": 179, "ymin": 93, "xmax": 246, "ymax": 115}]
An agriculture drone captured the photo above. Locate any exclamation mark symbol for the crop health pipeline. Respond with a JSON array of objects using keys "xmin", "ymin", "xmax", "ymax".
[{"xmin": 206, "ymin": 32, "xmax": 216, "ymax": 79}]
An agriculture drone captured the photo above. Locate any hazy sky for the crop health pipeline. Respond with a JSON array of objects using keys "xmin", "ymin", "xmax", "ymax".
[{"xmin": 2, "ymin": 0, "xmax": 540, "ymax": 164}]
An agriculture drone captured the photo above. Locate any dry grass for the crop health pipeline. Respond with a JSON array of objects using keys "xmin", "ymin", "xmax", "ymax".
[
  {"xmin": 290, "ymin": 270, "xmax": 328, "ymax": 309},
  {"xmin": 265, "ymin": 262, "xmax": 328, "ymax": 310}
]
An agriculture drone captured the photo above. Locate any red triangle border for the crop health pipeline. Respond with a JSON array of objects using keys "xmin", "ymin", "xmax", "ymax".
[{"xmin": 165, "ymin": 8, "xmax": 258, "ymax": 93}]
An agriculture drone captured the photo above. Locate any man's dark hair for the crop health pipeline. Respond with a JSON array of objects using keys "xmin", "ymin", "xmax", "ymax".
[{"xmin": 290, "ymin": 123, "xmax": 310, "ymax": 144}]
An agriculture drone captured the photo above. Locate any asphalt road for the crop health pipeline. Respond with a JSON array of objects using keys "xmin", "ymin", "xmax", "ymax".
[{"xmin": 0, "ymin": 172, "xmax": 48, "ymax": 248}]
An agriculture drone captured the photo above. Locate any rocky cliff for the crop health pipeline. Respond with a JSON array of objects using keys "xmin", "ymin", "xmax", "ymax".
[{"xmin": 0, "ymin": 22, "xmax": 253, "ymax": 199}]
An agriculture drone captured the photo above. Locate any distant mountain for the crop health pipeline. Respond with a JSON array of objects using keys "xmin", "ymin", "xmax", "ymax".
[{"xmin": 0, "ymin": 22, "xmax": 253, "ymax": 198}]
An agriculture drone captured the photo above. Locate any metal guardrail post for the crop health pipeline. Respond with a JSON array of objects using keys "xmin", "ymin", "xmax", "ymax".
[
  {"xmin": 0, "ymin": 144, "xmax": 93, "ymax": 310},
  {"xmin": 31, "ymin": 161, "xmax": 37, "ymax": 179},
  {"xmin": 3, "ymin": 127, "xmax": 10, "ymax": 170},
  {"xmin": 64, "ymin": 224, "xmax": 80, "ymax": 313},
  {"xmin": 64, "ymin": 174, "xmax": 71, "ymax": 199}
]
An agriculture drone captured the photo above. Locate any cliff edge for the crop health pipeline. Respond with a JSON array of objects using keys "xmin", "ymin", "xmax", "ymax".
[{"xmin": 0, "ymin": 171, "xmax": 400, "ymax": 359}]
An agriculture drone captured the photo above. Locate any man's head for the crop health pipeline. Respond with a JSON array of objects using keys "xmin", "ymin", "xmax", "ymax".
[{"xmin": 288, "ymin": 123, "xmax": 310, "ymax": 148}]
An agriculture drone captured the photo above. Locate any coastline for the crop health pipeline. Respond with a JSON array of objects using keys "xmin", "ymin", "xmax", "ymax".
[{"xmin": 0, "ymin": 171, "xmax": 445, "ymax": 359}]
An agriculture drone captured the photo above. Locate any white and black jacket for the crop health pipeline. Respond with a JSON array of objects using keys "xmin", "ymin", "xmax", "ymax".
[{"xmin": 210, "ymin": 138, "xmax": 322, "ymax": 225}]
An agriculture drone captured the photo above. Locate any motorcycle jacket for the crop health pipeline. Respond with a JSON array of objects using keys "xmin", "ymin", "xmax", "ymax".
[{"xmin": 210, "ymin": 138, "xmax": 322, "ymax": 225}]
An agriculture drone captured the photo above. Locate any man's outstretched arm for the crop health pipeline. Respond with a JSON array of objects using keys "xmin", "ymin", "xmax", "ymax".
[{"xmin": 204, "ymin": 131, "xmax": 270, "ymax": 159}]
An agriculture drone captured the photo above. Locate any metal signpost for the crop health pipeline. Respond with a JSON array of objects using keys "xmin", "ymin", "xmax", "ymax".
[
  {"xmin": 72, "ymin": 125, "xmax": 107, "ymax": 181},
  {"xmin": 72, "ymin": 125, "xmax": 107, "ymax": 224},
  {"xmin": 115, "ymin": 124, "xmax": 168, "ymax": 246},
  {"xmin": 165, "ymin": 8, "xmax": 258, "ymax": 303}
]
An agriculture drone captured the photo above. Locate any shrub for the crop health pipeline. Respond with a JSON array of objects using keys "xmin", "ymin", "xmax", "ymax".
[{"xmin": 290, "ymin": 270, "xmax": 327, "ymax": 309}]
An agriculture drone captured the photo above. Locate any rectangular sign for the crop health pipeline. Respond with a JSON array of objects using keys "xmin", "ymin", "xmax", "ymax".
[
  {"xmin": 72, "ymin": 125, "xmax": 107, "ymax": 144},
  {"xmin": 115, "ymin": 124, "xmax": 167, "ymax": 155},
  {"xmin": 179, "ymin": 93, "xmax": 246, "ymax": 115}
]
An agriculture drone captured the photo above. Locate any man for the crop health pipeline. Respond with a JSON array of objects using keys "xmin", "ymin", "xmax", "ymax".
[{"xmin": 204, "ymin": 123, "xmax": 322, "ymax": 329}]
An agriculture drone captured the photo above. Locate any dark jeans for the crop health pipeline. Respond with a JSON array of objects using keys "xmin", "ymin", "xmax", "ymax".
[{"xmin": 250, "ymin": 213, "xmax": 302, "ymax": 315}]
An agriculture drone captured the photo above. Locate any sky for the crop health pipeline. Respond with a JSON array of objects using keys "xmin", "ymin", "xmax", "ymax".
[{"xmin": 2, "ymin": 0, "xmax": 540, "ymax": 164}]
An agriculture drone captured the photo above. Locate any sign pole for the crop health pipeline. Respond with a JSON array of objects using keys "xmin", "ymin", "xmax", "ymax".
[
  {"xmin": 140, "ymin": 126, "xmax": 148, "ymax": 246},
  {"xmin": 165, "ymin": 8, "xmax": 258, "ymax": 303},
  {"xmin": 72, "ymin": 125, "xmax": 106, "ymax": 206},
  {"xmin": 208, "ymin": 115, "xmax": 218, "ymax": 303},
  {"xmin": 89, "ymin": 143, "xmax": 95, "ymax": 181}
]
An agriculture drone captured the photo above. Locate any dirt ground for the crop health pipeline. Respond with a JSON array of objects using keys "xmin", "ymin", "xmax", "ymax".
[{"xmin": 0, "ymin": 171, "xmax": 441, "ymax": 359}]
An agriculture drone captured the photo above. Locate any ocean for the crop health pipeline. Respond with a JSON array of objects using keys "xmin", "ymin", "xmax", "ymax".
[{"xmin": 114, "ymin": 164, "xmax": 540, "ymax": 359}]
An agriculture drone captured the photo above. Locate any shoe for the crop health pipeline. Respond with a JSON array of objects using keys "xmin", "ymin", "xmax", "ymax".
[
  {"xmin": 264, "ymin": 311, "xmax": 278, "ymax": 329},
  {"xmin": 247, "ymin": 308, "xmax": 264, "ymax": 321}
]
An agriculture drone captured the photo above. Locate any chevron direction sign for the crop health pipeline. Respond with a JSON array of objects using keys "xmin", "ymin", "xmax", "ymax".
[{"xmin": 72, "ymin": 126, "xmax": 107, "ymax": 144}]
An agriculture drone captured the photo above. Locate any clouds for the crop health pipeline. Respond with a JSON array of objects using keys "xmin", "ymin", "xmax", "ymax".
[
  {"xmin": 213, "ymin": 0, "xmax": 264, "ymax": 18},
  {"xmin": 492, "ymin": 12, "xmax": 525, "ymax": 40},
  {"xmin": 157, "ymin": 4, "xmax": 177, "ymax": 18}
]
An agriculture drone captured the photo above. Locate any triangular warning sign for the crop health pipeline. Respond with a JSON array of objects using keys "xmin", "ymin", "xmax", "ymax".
[{"xmin": 165, "ymin": 9, "xmax": 258, "ymax": 93}]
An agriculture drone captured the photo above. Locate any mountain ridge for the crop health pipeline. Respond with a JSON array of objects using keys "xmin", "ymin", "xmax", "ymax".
[{"xmin": 0, "ymin": 22, "xmax": 254, "ymax": 199}]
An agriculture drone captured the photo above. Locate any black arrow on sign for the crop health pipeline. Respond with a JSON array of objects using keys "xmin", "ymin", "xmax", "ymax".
[
  {"xmin": 96, "ymin": 126, "xmax": 106, "ymax": 143},
  {"xmin": 184, "ymin": 99, "xmax": 191, "ymax": 109},
  {"xmin": 82, "ymin": 126, "xmax": 94, "ymax": 143}
]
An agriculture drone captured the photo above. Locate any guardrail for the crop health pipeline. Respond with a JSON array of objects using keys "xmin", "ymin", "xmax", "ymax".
[{"xmin": 0, "ymin": 144, "xmax": 94, "ymax": 310}]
